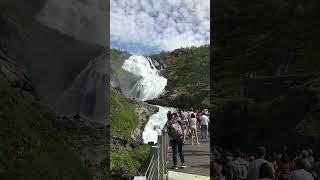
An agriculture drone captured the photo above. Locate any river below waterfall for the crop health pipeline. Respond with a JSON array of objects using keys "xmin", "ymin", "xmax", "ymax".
[
  {"xmin": 121, "ymin": 55, "xmax": 175, "ymax": 144},
  {"xmin": 142, "ymin": 106, "xmax": 176, "ymax": 144}
]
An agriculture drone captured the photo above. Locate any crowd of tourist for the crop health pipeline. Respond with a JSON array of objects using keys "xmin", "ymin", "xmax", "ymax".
[
  {"xmin": 165, "ymin": 108, "xmax": 210, "ymax": 169},
  {"xmin": 213, "ymin": 146, "xmax": 320, "ymax": 180}
]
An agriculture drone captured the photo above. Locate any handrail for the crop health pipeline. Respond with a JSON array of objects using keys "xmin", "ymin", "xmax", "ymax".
[
  {"xmin": 145, "ymin": 154, "xmax": 154, "ymax": 176},
  {"xmin": 134, "ymin": 128, "xmax": 169, "ymax": 180}
]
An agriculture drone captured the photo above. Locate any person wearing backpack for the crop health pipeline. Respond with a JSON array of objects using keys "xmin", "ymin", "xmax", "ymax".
[
  {"xmin": 226, "ymin": 149, "xmax": 249, "ymax": 180},
  {"xmin": 167, "ymin": 112, "xmax": 186, "ymax": 169}
]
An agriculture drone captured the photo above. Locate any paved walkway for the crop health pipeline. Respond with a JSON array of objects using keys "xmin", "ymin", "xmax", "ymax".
[
  {"xmin": 168, "ymin": 130, "xmax": 210, "ymax": 179},
  {"xmin": 168, "ymin": 171, "xmax": 210, "ymax": 180}
]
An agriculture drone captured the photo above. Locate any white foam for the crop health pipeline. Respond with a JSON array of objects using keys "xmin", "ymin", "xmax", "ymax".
[
  {"xmin": 142, "ymin": 106, "xmax": 176, "ymax": 144},
  {"xmin": 121, "ymin": 55, "xmax": 167, "ymax": 101}
]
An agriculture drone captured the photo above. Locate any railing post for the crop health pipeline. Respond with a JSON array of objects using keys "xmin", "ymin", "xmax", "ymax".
[
  {"xmin": 152, "ymin": 146, "xmax": 159, "ymax": 180},
  {"xmin": 158, "ymin": 134, "xmax": 163, "ymax": 180},
  {"xmin": 162, "ymin": 129, "xmax": 169, "ymax": 180}
]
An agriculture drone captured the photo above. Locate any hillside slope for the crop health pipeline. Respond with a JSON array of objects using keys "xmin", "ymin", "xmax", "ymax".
[
  {"xmin": 149, "ymin": 45, "xmax": 210, "ymax": 108},
  {"xmin": 0, "ymin": 57, "xmax": 94, "ymax": 179},
  {"xmin": 110, "ymin": 84, "xmax": 156, "ymax": 178},
  {"xmin": 0, "ymin": 1, "xmax": 107, "ymax": 179}
]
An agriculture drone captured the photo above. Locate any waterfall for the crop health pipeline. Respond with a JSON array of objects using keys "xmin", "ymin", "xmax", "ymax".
[
  {"xmin": 59, "ymin": 53, "xmax": 107, "ymax": 125},
  {"xmin": 121, "ymin": 55, "xmax": 173, "ymax": 144},
  {"xmin": 121, "ymin": 55, "xmax": 167, "ymax": 101},
  {"xmin": 142, "ymin": 106, "xmax": 175, "ymax": 144}
]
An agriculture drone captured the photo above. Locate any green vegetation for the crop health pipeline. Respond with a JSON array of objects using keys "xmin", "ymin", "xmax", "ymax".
[
  {"xmin": 110, "ymin": 49, "xmax": 130, "ymax": 76},
  {"xmin": 0, "ymin": 73, "xmax": 91, "ymax": 180},
  {"xmin": 150, "ymin": 45, "xmax": 210, "ymax": 108},
  {"xmin": 110, "ymin": 87, "xmax": 152, "ymax": 177},
  {"xmin": 110, "ymin": 145, "xmax": 151, "ymax": 177},
  {"xmin": 110, "ymin": 87, "xmax": 139, "ymax": 138}
]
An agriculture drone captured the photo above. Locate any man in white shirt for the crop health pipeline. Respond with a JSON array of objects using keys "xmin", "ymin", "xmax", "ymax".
[
  {"xmin": 199, "ymin": 112, "xmax": 209, "ymax": 139},
  {"xmin": 289, "ymin": 158, "xmax": 314, "ymax": 180},
  {"xmin": 247, "ymin": 146, "xmax": 275, "ymax": 180}
]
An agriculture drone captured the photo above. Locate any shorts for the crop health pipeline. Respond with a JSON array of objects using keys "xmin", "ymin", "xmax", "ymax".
[{"xmin": 201, "ymin": 125, "xmax": 208, "ymax": 132}]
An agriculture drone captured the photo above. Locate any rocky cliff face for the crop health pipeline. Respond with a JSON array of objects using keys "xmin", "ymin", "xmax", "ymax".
[{"xmin": 128, "ymin": 98, "xmax": 158, "ymax": 143}]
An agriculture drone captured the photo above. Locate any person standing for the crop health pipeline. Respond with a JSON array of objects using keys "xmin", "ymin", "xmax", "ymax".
[
  {"xmin": 247, "ymin": 146, "xmax": 275, "ymax": 180},
  {"xmin": 302, "ymin": 150, "xmax": 313, "ymax": 172},
  {"xmin": 312, "ymin": 153, "xmax": 320, "ymax": 180},
  {"xmin": 200, "ymin": 112, "xmax": 209, "ymax": 139},
  {"xmin": 167, "ymin": 111, "xmax": 173, "ymax": 121},
  {"xmin": 278, "ymin": 154, "xmax": 291, "ymax": 180},
  {"xmin": 189, "ymin": 113, "xmax": 199, "ymax": 145},
  {"xmin": 227, "ymin": 149, "xmax": 249, "ymax": 180},
  {"xmin": 288, "ymin": 158, "xmax": 314, "ymax": 180},
  {"xmin": 167, "ymin": 112, "xmax": 186, "ymax": 169}
]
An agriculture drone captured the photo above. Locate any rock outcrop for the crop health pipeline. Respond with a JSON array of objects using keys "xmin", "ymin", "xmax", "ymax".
[
  {"xmin": 53, "ymin": 115, "xmax": 108, "ymax": 180},
  {"xmin": 128, "ymin": 98, "xmax": 158, "ymax": 143}
]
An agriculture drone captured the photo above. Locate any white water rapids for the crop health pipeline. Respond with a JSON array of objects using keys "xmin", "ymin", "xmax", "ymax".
[
  {"xmin": 142, "ymin": 106, "xmax": 176, "ymax": 144},
  {"xmin": 121, "ymin": 55, "xmax": 167, "ymax": 101},
  {"xmin": 121, "ymin": 55, "xmax": 175, "ymax": 144}
]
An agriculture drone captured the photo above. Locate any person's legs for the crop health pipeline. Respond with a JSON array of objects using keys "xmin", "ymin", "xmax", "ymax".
[
  {"xmin": 183, "ymin": 127, "xmax": 187, "ymax": 144},
  {"xmin": 191, "ymin": 128, "xmax": 194, "ymax": 145},
  {"xmin": 205, "ymin": 125, "xmax": 208, "ymax": 139},
  {"xmin": 171, "ymin": 139, "xmax": 178, "ymax": 167},
  {"xmin": 194, "ymin": 128, "xmax": 199, "ymax": 144},
  {"xmin": 200, "ymin": 125, "xmax": 205, "ymax": 139},
  {"xmin": 177, "ymin": 138, "xmax": 185, "ymax": 166}
]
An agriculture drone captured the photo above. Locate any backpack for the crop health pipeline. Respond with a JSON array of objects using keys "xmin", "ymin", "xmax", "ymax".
[
  {"xmin": 169, "ymin": 121, "xmax": 183, "ymax": 139},
  {"xmin": 232, "ymin": 159, "xmax": 248, "ymax": 180}
]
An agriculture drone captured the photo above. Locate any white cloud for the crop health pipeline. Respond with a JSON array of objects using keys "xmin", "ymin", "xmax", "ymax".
[{"xmin": 111, "ymin": 0, "xmax": 210, "ymax": 53}]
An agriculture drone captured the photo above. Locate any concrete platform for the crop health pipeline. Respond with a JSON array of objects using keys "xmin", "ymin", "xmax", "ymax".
[
  {"xmin": 168, "ymin": 171, "xmax": 210, "ymax": 180},
  {"xmin": 168, "ymin": 130, "xmax": 210, "ymax": 177}
]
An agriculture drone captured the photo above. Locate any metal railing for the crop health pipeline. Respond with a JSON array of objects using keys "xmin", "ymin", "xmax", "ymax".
[{"xmin": 134, "ymin": 129, "xmax": 170, "ymax": 180}]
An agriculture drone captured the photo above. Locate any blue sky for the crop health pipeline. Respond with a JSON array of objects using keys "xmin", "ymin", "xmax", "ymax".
[{"xmin": 110, "ymin": 0, "xmax": 210, "ymax": 55}]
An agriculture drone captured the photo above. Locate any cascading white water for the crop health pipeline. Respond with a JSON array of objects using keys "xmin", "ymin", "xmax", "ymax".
[
  {"xmin": 58, "ymin": 54, "xmax": 107, "ymax": 125},
  {"xmin": 142, "ymin": 106, "xmax": 176, "ymax": 144},
  {"xmin": 121, "ymin": 55, "xmax": 167, "ymax": 101},
  {"xmin": 121, "ymin": 55, "xmax": 173, "ymax": 144}
]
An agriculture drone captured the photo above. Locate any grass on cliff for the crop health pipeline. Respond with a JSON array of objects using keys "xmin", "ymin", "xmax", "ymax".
[
  {"xmin": 110, "ymin": 145, "xmax": 152, "ymax": 177},
  {"xmin": 149, "ymin": 45, "xmax": 210, "ymax": 108},
  {"xmin": 110, "ymin": 49, "xmax": 130, "ymax": 76},
  {"xmin": 0, "ymin": 74, "xmax": 91, "ymax": 180},
  {"xmin": 151, "ymin": 45, "xmax": 209, "ymax": 92},
  {"xmin": 110, "ymin": 87, "xmax": 152, "ymax": 177},
  {"xmin": 110, "ymin": 87, "xmax": 139, "ymax": 138}
]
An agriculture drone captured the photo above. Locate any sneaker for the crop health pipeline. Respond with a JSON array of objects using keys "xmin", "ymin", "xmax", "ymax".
[
  {"xmin": 172, "ymin": 166, "xmax": 178, "ymax": 170},
  {"xmin": 181, "ymin": 164, "xmax": 187, "ymax": 168}
]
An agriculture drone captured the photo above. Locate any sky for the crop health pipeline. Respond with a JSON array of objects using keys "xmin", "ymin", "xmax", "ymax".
[{"xmin": 110, "ymin": 0, "xmax": 210, "ymax": 55}]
